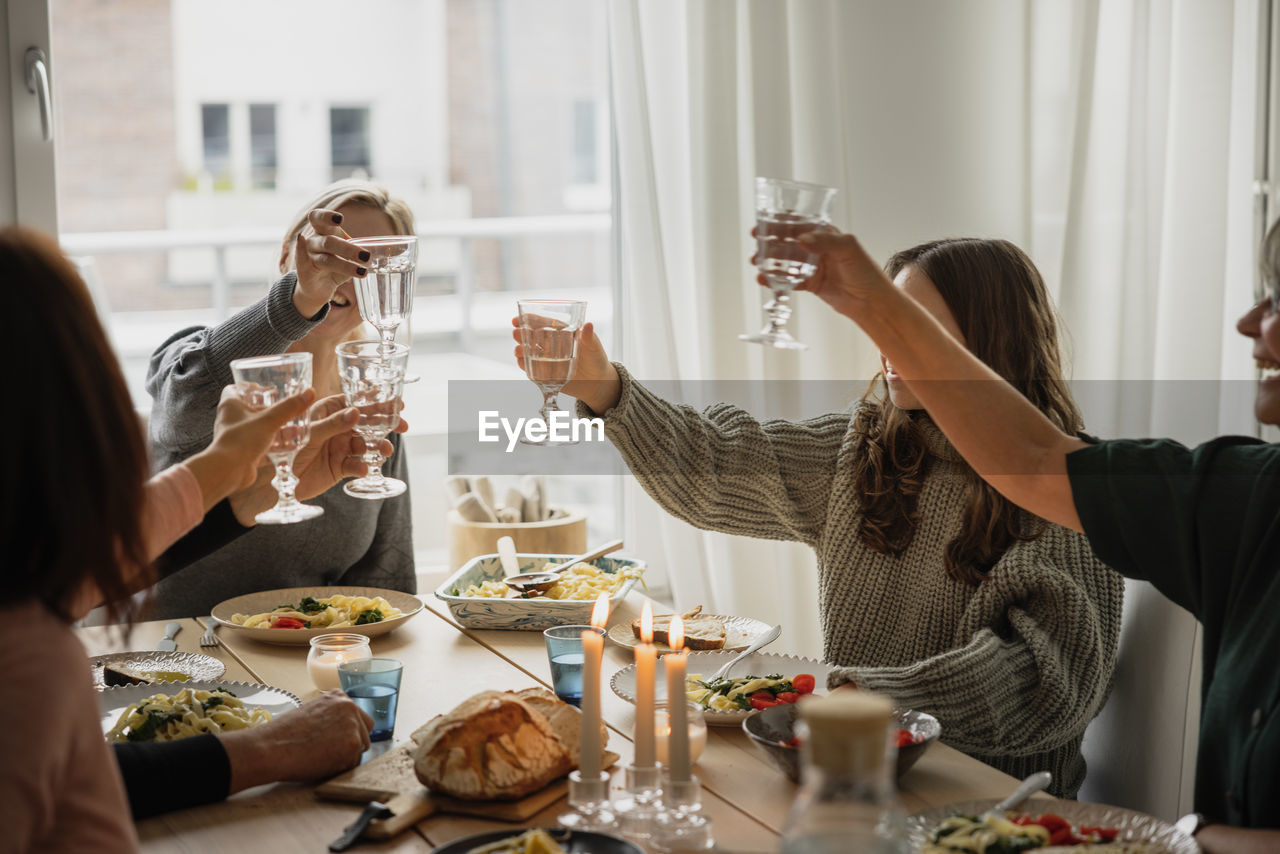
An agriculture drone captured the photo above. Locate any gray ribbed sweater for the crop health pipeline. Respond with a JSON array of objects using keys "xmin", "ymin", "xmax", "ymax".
[
  {"xmin": 589, "ymin": 365, "xmax": 1124, "ymax": 797},
  {"xmin": 143, "ymin": 273, "xmax": 415, "ymax": 619}
]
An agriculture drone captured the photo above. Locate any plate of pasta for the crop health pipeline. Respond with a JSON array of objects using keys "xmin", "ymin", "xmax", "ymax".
[
  {"xmin": 211, "ymin": 585, "xmax": 423, "ymax": 645},
  {"xmin": 908, "ymin": 800, "xmax": 1197, "ymax": 853},
  {"xmin": 99, "ymin": 680, "xmax": 300, "ymax": 743}
]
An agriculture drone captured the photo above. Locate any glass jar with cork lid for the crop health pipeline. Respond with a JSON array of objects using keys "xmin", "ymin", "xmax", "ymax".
[{"xmin": 780, "ymin": 691, "xmax": 909, "ymax": 854}]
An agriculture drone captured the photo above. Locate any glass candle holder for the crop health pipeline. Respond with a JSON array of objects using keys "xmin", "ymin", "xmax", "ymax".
[
  {"xmin": 655, "ymin": 700, "xmax": 708, "ymax": 765},
  {"xmin": 307, "ymin": 633, "xmax": 372, "ymax": 691},
  {"xmin": 615, "ymin": 763, "xmax": 663, "ymax": 841},
  {"xmin": 556, "ymin": 769, "xmax": 618, "ymax": 833},
  {"xmin": 652, "ymin": 773, "xmax": 714, "ymax": 852}
]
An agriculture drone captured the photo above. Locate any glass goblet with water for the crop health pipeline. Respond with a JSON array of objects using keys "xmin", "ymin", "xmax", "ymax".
[
  {"xmin": 351, "ymin": 235, "xmax": 419, "ymax": 382},
  {"xmin": 517, "ymin": 299, "xmax": 587, "ymax": 446},
  {"xmin": 229, "ymin": 352, "xmax": 324, "ymax": 524},
  {"xmin": 335, "ymin": 340, "xmax": 409, "ymax": 499},
  {"xmin": 740, "ymin": 177, "xmax": 837, "ymax": 350}
]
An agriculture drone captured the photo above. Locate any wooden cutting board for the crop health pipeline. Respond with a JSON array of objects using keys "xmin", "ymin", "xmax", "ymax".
[{"xmin": 316, "ymin": 738, "xmax": 620, "ymax": 840}]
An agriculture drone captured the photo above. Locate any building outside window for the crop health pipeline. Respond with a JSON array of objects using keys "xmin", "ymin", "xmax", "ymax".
[
  {"xmin": 200, "ymin": 103, "xmax": 230, "ymax": 186},
  {"xmin": 249, "ymin": 104, "xmax": 277, "ymax": 189},
  {"xmin": 330, "ymin": 106, "xmax": 372, "ymax": 181}
]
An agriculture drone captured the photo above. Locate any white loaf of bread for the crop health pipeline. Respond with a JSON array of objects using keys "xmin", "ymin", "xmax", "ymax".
[
  {"xmin": 632, "ymin": 605, "xmax": 726, "ymax": 650},
  {"xmin": 412, "ymin": 687, "xmax": 606, "ymax": 801}
]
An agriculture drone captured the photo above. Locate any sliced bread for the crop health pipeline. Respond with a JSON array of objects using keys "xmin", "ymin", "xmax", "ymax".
[{"xmin": 632, "ymin": 605, "xmax": 726, "ymax": 650}]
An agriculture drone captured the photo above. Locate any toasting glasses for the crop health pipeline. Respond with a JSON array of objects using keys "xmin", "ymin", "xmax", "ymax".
[
  {"xmin": 229, "ymin": 352, "xmax": 324, "ymax": 524},
  {"xmin": 351, "ymin": 235, "xmax": 419, "ymax": 382},
  {"xmin": 336, "ymin": 340, "xmax": 409, "ymax": 499},
  {"xmin": 740, "ymin": 177, "xmax": 837, "ymax": 350},
  {"xmin": 517, "ymin": 299, "xmax": 587, "ymax": 446}
]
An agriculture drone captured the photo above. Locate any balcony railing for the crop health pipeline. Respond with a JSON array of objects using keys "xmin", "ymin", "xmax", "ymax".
[{"xmin": 61, "ymin": 212, "xmax": 612, "ymax": 348}]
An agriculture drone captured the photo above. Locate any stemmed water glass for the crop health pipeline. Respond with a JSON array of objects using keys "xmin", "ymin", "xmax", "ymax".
[
  {"xmin": 740, "ymin": 177, "xmax": 837, "ymax": 350},
  {"xmin": 351, "ymin": 235, "xmax": 419, "ymax": 382},
  {"xmin": 335, "ymin": 340, "xmax": 409, "ymax": 499},
  {"xmin": 517, "ymin": 299, "xmax": 587, "ymax": 446},
  {"xmin": 229, "ymin": 352, "xmax": 324, "ymax": 524}
]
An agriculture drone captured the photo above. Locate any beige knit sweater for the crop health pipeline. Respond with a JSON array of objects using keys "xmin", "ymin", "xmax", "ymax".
[{"xmin": 589, "ymin": 365, "xmax": 1124, "ymax": 797}]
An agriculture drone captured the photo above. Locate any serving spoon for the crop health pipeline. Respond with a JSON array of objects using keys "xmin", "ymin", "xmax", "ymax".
[
  {"xmin": 502, "ymin": 538, "xmax": 625, "ymax": 594},
  {"xmin": 707, "ymin": 623, "xmax": 783, "ymax": 681},
  {"xmin": 980, "ymin": 771, "xmax": 1053, "ymax": 821}
]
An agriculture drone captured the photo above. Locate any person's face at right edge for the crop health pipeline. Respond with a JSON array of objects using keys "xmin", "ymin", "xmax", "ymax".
[{"xmin": 1236, "ymin": 295, "xmax": 1280, "ymax": 426}]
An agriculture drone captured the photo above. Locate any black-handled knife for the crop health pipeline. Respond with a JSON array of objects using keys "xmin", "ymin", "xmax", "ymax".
[
  {"xmin": 329, "ymin": 801, "xmax": 392, "ymax": 852},
  {"xmin": 156, "ymin": 622, "xmax": 181, "ymax": 651}
]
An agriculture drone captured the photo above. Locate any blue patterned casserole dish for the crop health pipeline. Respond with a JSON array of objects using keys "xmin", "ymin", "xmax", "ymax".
[{"xmin": 434, "ymin": 552, "xmax": 645, "ymax": 631}]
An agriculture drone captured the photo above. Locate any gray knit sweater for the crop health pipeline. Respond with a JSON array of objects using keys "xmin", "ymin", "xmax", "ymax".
[
  {"xmin": 589, "ymin": 365, "xmax": 1123, "ymax": 797},
  {"xmin": 143, "ymin": 273, "xmax": 415, "ymax": 619}
]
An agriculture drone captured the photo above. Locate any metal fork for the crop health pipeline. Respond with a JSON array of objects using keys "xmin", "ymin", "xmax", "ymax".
[
  {"xmin": 708, "ymin": 624, "xmax": 782, "ymax": 682},
  {"xmin": 199, "ymin": 617, "xmax": 219, "ymax": 648}
]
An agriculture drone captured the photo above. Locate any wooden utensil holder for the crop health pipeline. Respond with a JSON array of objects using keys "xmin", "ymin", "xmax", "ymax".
[{"xmin": 446, "ymin": 508, "xmax": 587, "ymax": 571}]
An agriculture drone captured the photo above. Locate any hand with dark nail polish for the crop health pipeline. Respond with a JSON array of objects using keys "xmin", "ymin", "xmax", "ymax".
[
  {"xmin": 331, "ymin": 213, "xmax": 344, "ymax": 224},
  {"xmin": 358, "ymin": 250, "xmax": 371, "ymax": 262},
  {"xmin": 356, "ymin": 266, "xmax": 367, "ymax": 277}
]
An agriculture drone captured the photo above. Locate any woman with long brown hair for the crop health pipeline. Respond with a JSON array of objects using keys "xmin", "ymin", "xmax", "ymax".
[
  {"xmin": 0, "ymin": 227, "xmax": 331, "ymax": 851},
  {"xmin": 513, "ymin": 237, "xmax": 1123, "ymax": 797}
]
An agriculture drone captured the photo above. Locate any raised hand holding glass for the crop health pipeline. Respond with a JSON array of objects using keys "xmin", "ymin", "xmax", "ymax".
[
  {"xmin": 517, "ymin": 299, "xmax": 587, "ymax": 445},
  {"xmin": 351, "ymin": 235, "xmax": 419, "ymax": 382},
  {"xmin": 336, "ymin": 340, "xmax": 409, "ymax": 499},
  {"xmin": 229, "ymin": 352, "xmax": 324, "ymax": 524},
  {"xmin": 741, "ymin": 177, "xmax": 837, "ymax": 350}
]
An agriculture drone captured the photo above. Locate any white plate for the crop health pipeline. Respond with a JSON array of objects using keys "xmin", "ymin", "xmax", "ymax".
[
  {"xmin": 610, "ymin": 650, "xmax": 833, "ymax": 726},
  {"xmin": 211, "ymin": 585, "xmax": 423, "ymax": 646},
  {"xmin": 908, "ymin": 799, "xmax": 1198, "ymax": 853},
  {"xmin": 99, "ymin": 679, "xmax": 301, "ymax": 739},
  {"xmin": 606, "ymin": 614, "xmax": 772, "ymax": 654},
  {"xmin": 89, "ymin": 651, "xmax": 225, "ymax": 689}
]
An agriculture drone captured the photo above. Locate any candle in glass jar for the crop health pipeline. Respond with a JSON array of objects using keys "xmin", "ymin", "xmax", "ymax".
[
  {"xmin": 664, "ymin": 614, "xmax": 691, "ymax": 782},
  {"xmin": 579, "ymin": 593, "xmax": 610, "ymax": 779},
  {"xmin": 633, "ymin": 601, "xmax": 657, "ymax": 767},
  {"xmin": 655, "ymin": 701, "xmax": 707, "ymax": 764},
  {"xmin": 307, "ymin": 633, "xmax": 372, "ymax": 691}
]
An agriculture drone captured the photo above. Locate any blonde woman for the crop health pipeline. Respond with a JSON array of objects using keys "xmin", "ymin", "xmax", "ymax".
[{"xmin": 145, "ymin": 180, "xmax": 417, "ymax": 618}]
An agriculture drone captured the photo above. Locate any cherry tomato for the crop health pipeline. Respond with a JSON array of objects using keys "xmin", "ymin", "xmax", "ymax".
[
  {"xmin": 1033, "ymin": 814, "xmax": 1069, "ymax": 832},
  {"xmin": 749, "ymin": 691, "xmax": 779, "ymax": 710},
  {"xmin": 775, "ymin": 691, "xmax": 800, "ymax": 704},
  {"xmin": 272, "ymin": 617, "xmax": 307, "ymax": 629},
  {"xmin": 894, "ymin": 728, "xmax": 922, "ymax": 748},
  {"xmin": 791, "ymin": 674, "xmax": 816, "ymax": 694}
]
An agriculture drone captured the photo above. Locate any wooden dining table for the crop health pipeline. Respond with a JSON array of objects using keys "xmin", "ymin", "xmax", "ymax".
[{"xmin": 78, "ymin": 582, "xmax": 1027, "ymax": 853}]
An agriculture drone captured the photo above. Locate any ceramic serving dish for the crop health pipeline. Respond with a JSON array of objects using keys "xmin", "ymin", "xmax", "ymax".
[{"xmin": 434, "ymin": 552, "xmax": 645, "ymax": 631}]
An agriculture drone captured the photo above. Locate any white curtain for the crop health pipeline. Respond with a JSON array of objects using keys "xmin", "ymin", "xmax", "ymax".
[
  {"xmin": 1028, "ymin": 0, "xmax": 1260, "ymax": 822},
  {"xmin": 608, "ymin": 0, "xmax": 1259, "ymax": 819}
]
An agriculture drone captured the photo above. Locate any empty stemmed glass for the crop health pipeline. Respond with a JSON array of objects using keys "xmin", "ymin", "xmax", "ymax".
[
  {"xmin": 740, "ymin": 177, "xmax": 837, "ymax": 350},
  {"xmin": 517, "ymin": 299, "xmax": 587, "ymax": 446},
  {"xmin": 351, "ymin": 235, "xmax": 419, "ymax": 382},
  {"xmin": 229, "ymin": 352, "xmax": 324, "ymax": 524},
  {"xmin": 336, "ymin": 340, "xmax": 409, "ymax": 499}
]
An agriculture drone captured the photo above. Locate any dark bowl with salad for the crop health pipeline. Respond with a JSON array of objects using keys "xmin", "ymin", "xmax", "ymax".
[{"xmin": 742, "ymin": 702, "xmax": 940, "ymax": 782}]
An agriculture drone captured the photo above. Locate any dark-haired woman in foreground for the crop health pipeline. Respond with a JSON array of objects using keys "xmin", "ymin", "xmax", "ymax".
[
  {"xmin": 513, "ymin": 237, "xmax": 1123, "ymax": 797},
  {"xmin": 796, "ymin": 223, "xmax": 1280, "ymax": 848},
  {"xmin": 0, "ymin": 228, "xmax": 375, "ymax": 851}
]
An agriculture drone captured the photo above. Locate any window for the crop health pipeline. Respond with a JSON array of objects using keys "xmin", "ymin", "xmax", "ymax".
[
  {"xmin": 571, "ymin": 99, "xmax": 598, "ymax": 185},
  {"xmin": 200, "ymin": 103, "xmax": 230, "ymax": 185},
  {"xmin": 249, "ymin": 104, "xmax": 277, "ymax": 189},
  {"xmin": 43, "ymin": 0, "xmax": 617, "ymax": 570},
  {"xmin": 330, "ymin": 107, "xmax": 371, "ymax": 181}
]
